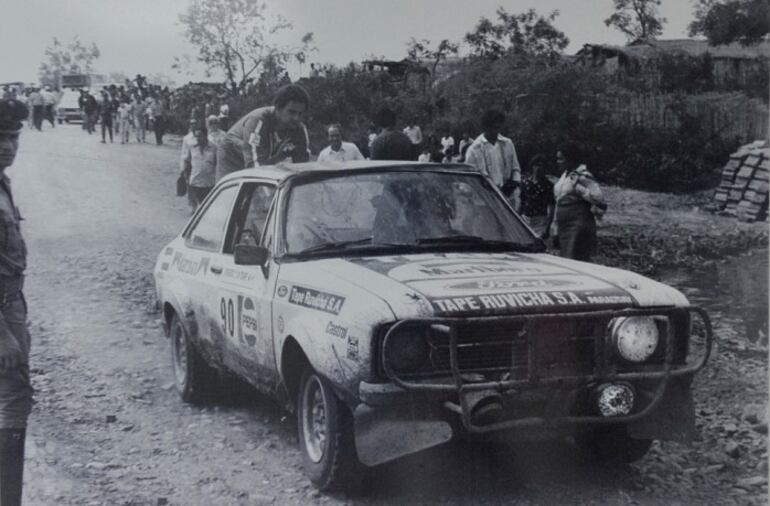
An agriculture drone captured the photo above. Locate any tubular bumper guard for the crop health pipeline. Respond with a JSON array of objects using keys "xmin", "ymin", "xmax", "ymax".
[{"xmin": 381, "ymin": 307, "xmax": 712, "ymax": 434}]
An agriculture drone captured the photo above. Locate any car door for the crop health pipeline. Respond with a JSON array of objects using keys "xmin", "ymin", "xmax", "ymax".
[
  {"xmin": 181, "ymin": 183, "xmax": 240, "ymax": 364},
  {"xmin": 208, "ymin": 181, "xmax": 279, "ymax": 388}
]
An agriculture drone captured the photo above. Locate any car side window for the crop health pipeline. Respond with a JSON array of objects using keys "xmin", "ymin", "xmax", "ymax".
[
  {"xmin": 186, "ymin": 184, "xmax": 239, "ymax": 252},
  {"xmin": 223, "ymin": 183, "xmax": 277, "ymax": 254}
]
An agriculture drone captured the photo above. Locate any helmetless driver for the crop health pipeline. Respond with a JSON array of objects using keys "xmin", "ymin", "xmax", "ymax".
[{"xmin": 0, "ymin": 98, "xmax": 33, "ymax": 506}]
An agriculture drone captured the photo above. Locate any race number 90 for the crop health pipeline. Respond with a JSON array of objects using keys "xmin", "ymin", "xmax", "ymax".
[{"xmin": 220, "ymin": 297, "xmax": 235, "ymax": 337}]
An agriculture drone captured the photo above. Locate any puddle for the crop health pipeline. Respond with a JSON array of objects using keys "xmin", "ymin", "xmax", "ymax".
[{"xmin": 658, "ymin": 249, "xmax": 768, "ymax": 344}]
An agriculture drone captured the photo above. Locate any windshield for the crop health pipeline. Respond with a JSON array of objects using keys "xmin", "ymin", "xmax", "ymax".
[{"xmin": 283, "ymin": 170, "xmax": 538, "ymax": 255}]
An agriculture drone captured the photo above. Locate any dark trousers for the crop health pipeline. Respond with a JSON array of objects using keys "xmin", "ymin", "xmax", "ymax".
[
  {"xmin": 84, "ymin": 111, "xmax": 96, "ymax": 134},
  {"xmin": 31, "ymin": 106, "xmax": 44, "ymax": 131},
  {"xmin": 189, "ymin": 186, "xmax": 212, "ymax": 209},
  {"xmin": 101, "ymin": 118, "xmax": 113, "ymax": 142},
  {"xmin": 153, "ymin": 116, "xmax": 165, "ymax": 145},
  {"xmin": 44, "ymin": 105, "xmax": 55, "ymax": 127}
]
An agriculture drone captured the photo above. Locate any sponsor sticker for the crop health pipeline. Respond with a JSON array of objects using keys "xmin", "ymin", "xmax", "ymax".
[
  {"xmin": 240, "ymin": 297, "xmax": 259, "ymax": 347},
  {"xmin": 170, "ymin": 252, "xmax": 210, "ymax": 277},
  {"xmin": 288, "ymin": 286, "xmax": 345, "ymax": 315},
  {"xmin": 346, "ymin": 335, "xmax": 359, "ymax": 361},
  {"xmin": 277, "ymin": 285, "xmax": 288, "ymax": 298},
  {"xmin": 277, "ymin": 315, "xmax": 285, "ymax": 333},
  {"xmin": 325, "ymin": 321, "xmax": 348, "ymax": 340},
  {"xmin": 446, "ymin": 278, "xmax": 574, "ymax": 291},
  {"xmin": 431, "ymin": 290, "xmax": 634, "ymax": 314}
]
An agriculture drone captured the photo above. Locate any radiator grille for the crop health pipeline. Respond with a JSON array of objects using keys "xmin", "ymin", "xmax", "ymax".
[{"xmin": 395, "ymin": 316, "xmax": 609, "ymax": 380}]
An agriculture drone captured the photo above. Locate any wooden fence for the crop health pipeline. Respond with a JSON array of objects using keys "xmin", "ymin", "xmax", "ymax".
[{"xmin": 601, "ymin": 92, "xmax": 768, "ymax": 144}]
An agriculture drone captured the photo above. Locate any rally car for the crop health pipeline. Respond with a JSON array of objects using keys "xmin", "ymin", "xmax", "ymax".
[{"xmin": 153, "ymin": 161, "xmax": 712, "ymax": 491}]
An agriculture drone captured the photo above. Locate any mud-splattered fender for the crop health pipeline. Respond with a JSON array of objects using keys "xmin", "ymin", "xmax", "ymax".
[
  {"xmin": 272, "ymin": 272, "xmax": 400, "ymax": 403},
  {"xmin": 158, "ymin": 278, "xmax": 198, "ymax": 340}
]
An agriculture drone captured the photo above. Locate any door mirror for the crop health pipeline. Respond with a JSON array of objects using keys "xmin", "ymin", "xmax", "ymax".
[{"xmin": 234, "ymin": 244, "xmax": 270, "ymax": 266}]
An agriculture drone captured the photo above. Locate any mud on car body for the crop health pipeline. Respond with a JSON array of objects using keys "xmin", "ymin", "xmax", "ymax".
[{"xmin": 153, "ymin": 161, "xmax": 712, "ymax": 491}]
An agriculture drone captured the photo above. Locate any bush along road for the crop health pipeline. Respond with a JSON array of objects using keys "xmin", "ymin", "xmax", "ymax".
[{"xmin": 12, "ymin": 125, "xmax": 768, "ymax": 505}]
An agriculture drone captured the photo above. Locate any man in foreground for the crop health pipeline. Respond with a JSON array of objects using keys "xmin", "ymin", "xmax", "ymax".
[
  {"xmin": 0, "ymin": 98, "xmax": 34, "ymax": 506},
  {"xmin": 317, "ymin": 124, "xmax": 363, "ymax": 162},
  {"xmin": 216, "ymin": 84, "xmax": 310, "ymax": 181}
]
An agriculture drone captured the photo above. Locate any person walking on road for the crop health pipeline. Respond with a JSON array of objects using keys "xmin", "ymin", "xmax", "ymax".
[
  {"xmin": 464, "ymin": 109, "xmax": 521, "ymax": 208},
  {"xmin": 216, "ymin": 84, "xmax": 310, "ymax": 181},
  {"xmin": 80, "ymin": 91, "xmax": 98, "ymax": 135},
  {"xmin": 0, "ymin": 98, "xmax": 36, "ymax": 506},
  {"xmin": 99, "ymin": 91, "xmax": 114, "ymax": 144},
  {"xmin": 41, "ymin": 87, "xmax": 57, "ymax": 128},
  {"xmin": 117, "ymin": 100, "xmax": 132, "ymax": 144},
  {"xmin": 317, "ymin": 124, "xmax": 364, "ymax": 162},
  {"xmin": 181, "ymin": 123, "xmax": 217, "ymax": 210},
  {"xmin": 131, "ymin": 95, "xmax": 146, "ymax": 143},
  {"xmin": 26, "ymin": 90, "xmax": 44, "ymax": 132}
]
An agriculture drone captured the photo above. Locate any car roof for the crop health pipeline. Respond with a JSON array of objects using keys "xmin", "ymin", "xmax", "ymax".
[{"xmin": 218, "ymin": 160, "xmax": 478, "ymax": 185}]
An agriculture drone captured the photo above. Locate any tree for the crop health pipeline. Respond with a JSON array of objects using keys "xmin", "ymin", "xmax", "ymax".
[
  {"xmin": 406, "ymin": 38, "xmax": 459, "ymax": 76},
  {"xmin": 689, "ymin": 0, "xmax": 770, "ymax": 45},
  {"xmin": 464, "ymin": 8, "xmax": 569, "ymax": 60},
  {"xmin": 38, "ymin": 37, "xmax": 101, "ymax": 87},
  {"xmin": 604, "ymin": 0, "xmax": 667, "ymax": 41},
  {"xmin": 177, "ymin": 0, "xmax": 314, "ymax": 95}
]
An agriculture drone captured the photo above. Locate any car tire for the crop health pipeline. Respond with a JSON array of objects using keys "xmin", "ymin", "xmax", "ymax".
[
  {"xmin": 297, "ymin": 367, "xmax": 368, "ymax": 492},
  {"xmin": 169, "ymin": 313, "xmax": 214, "ymax": 404},
  {"xmin": 573, "ymin": 426, "xmax": 653, "ymax": 464}
]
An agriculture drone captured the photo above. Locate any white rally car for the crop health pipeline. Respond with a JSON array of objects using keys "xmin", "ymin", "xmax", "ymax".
[{"xmin": 154, "ymin": 161, "xmax": 712, "ymax": 491}]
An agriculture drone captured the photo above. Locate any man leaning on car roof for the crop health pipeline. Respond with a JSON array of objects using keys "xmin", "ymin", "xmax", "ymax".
[{"xmin": 215, "ymin": 84, "xmax": 311, "ymax": 181}]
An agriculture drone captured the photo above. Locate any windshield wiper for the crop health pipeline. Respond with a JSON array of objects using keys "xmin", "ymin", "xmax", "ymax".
[
  {"xmin": 415, "ymin": 235, "xmax": 544, "ymax": 252},
  {"xmin": 294, "ymin": 237, "xmax": 408, "ymax": 255}
]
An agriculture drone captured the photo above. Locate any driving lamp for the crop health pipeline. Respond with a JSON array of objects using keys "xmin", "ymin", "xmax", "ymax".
[
  {"xmin": 594, "ymin": 383, "xmax": 635, "ymax": 417},
  {"xmin": 385, "ymin": 325, "xmax": 430, "ymax": 373},
  {"xmin": 611, "ymin": 316, "xmax": 659, "ymax": 363}
]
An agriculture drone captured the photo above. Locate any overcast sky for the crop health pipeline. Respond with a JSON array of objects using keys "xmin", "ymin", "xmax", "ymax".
[{"xmin": 2, "ymin": 0, "xmax": 697, "ymax": 85}]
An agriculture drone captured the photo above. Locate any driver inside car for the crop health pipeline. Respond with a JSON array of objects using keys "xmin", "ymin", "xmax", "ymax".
[{"xmin": 238, "ymin": 186, "xmax": 275, "ymax": 246}]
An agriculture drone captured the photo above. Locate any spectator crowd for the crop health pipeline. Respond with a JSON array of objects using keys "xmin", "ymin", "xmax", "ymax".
[{"xmin": 5, "ymin": 74, "xmax": 607, "ymax": 262}]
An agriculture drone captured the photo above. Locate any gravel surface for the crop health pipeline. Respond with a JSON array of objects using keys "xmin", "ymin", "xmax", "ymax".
[{"xmin": 10, "ymin": 124, "xmax": 768, "ymax": 505}]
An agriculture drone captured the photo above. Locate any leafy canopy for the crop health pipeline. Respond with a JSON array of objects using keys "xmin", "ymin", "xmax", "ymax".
[
  {"xmin": 177, "ymin": 0, "xmax": 314, "ymax": 94},
  {"xmin": 38, "ymin": 36, "xmax": 101, "ymax": 87},
  {"xmin": 604, "ymin": 0, "xmax": 667, "ymax": 41},
  {"xmin": 689, "ymin": 0, "xmax": 770, "ymax": 46},
  {"xmin": 406, "ymin": 38, "xmax": 459, "ymax": 76},
  {"xmin": 464, "ymin": 8, "xmax": 569, "ymax": 59}
]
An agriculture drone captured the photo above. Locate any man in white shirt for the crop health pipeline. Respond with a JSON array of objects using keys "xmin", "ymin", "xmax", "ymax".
[
  {"xmin": 440, "ymin": 132, "xmax": 455, "ymax": 162},
  {"xmin": 403, "ymin": 122, "xmax": 422, "ymax": 160},
  {"xmin": 317, "ymin": 124, "xmax": 364, "ymax": 162},
  {"xmin": 464, "ymin": 109, "xmax": 521, "ymax": 208}
]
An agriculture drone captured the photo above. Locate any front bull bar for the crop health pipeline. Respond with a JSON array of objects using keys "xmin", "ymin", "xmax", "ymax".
[{"xmin": 381, "ymin": 306, "xmax": 713, "ymax": 434}]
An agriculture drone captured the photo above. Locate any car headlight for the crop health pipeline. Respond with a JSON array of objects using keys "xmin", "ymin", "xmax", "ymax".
[
  {"xmin": 384, "ymin": 324, "xmax": 430, "ymax": 373},
  {"xmin": 610, "ymin": 316, "xmax": 659, "ymax": 363}
]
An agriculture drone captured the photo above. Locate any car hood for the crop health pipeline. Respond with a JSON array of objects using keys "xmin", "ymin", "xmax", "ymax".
[{"xmin": 310, "ymin": 252, "xmax": 689, "ymax": 318}]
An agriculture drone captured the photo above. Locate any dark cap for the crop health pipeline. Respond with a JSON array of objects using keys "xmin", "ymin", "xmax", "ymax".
[{"xmin": 0, "ymin": 99, "xmax": 29, "ymax": 134}]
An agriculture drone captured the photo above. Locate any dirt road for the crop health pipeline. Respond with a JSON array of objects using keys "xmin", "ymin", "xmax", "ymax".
[{"xmin": 11, "ymin": 125, "xmax": 768, "ymax": 505}]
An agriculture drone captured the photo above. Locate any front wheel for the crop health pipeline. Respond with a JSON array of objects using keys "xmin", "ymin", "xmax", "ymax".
[
  {"xmin": 297, "ymin": 368, "xmax": 368, "ymax": 492},
  {"xmin": 169, "ymin": 313, "xmax": 214, "ymax": 404},
  {"xmin": 573, "ymin": 426, "xmax": 653, "ymax": 464}
]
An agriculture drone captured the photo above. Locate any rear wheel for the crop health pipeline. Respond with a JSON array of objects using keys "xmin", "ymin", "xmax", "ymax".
[
  {"xmin": 573, "ymin": 426, "xmax": 653, "ymax": 464},
  {"xmin": 169, "ymin": 313, "xmax": 214, "ymax": 404},
  {"xmin": 297, "ymin": 368, "xmax": 368, "ymax": 492}
]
